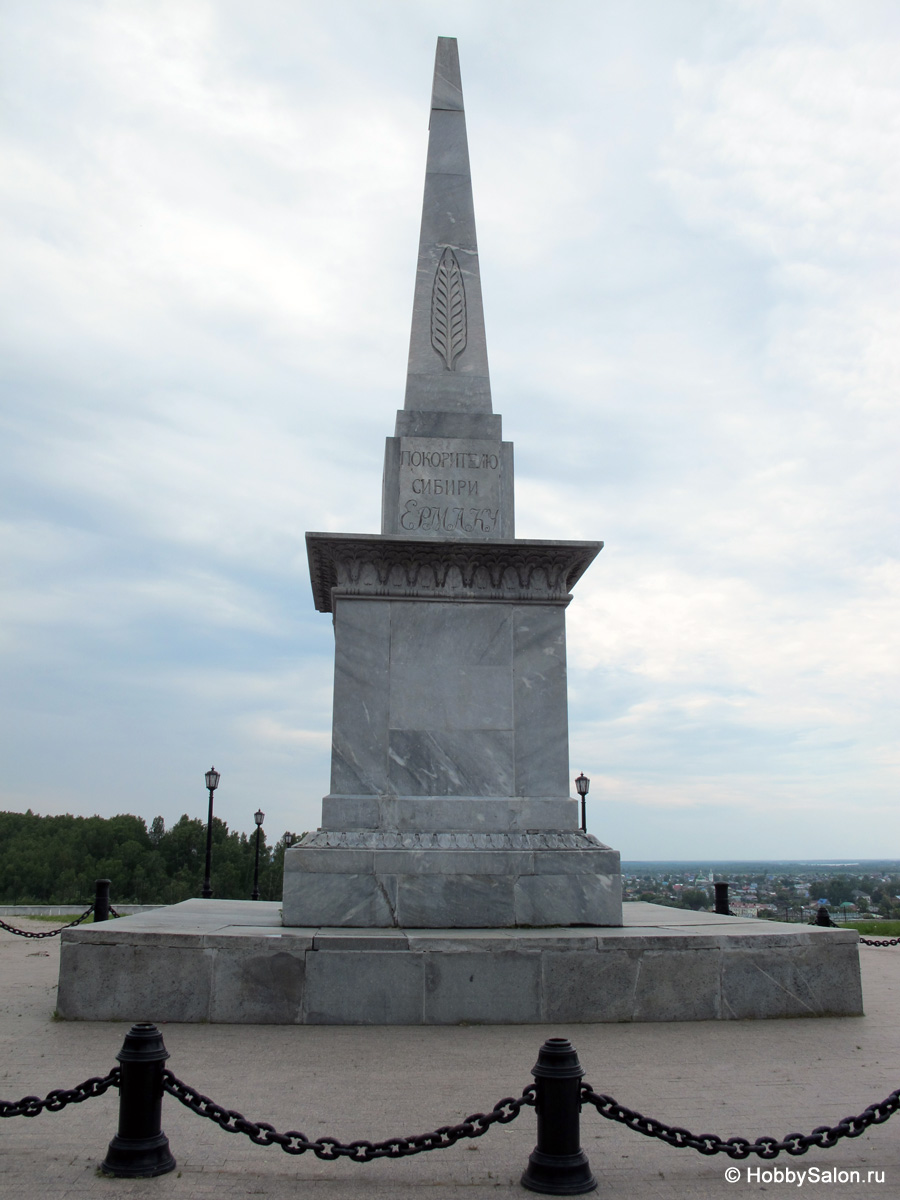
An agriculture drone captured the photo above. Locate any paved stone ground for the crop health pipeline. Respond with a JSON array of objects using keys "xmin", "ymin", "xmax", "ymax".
[{"xmin": 2, "ymin": 916, "xmax": 898, "ymax": 1199}]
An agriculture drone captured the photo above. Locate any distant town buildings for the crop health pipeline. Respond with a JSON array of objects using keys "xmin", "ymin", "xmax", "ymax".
[{"xmin": 622, "ymin": 865, "xmax": 900, "ymax": 921}]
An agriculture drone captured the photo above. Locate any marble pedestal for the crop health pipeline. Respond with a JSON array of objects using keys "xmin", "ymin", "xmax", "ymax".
[
  {"xmin": 284, "ymin": 535, "xmax": 622, "ymax": 928},
  {"xmin": 56, "ymin": 901, "xmax": 864, "ymax": 1025}
]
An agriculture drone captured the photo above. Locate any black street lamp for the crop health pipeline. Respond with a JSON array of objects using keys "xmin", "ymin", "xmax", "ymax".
[
  {"xmin": 575, "ymin": 772, "xmax": 590, "ymax": 833},
  {"xmin": 252, "ymin": 808, "xmax": 265, "ymax": 901},
  {"xmin": 201, "ymin": 766, "xmax": 220, "ymax": 899}
]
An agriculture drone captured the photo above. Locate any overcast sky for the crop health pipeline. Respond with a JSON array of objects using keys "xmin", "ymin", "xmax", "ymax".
[{"xmin": 2, "ymin": 0, "xmax": 898, "ymax": 861}]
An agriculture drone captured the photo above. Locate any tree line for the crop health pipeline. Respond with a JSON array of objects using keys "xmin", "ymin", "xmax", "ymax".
[{"xmin": 0, "ymin": 810, "xmax": 302, "ymax": 905}]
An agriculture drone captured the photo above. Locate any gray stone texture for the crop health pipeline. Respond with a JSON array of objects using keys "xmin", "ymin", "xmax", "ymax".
[
  {"xmin": 304, "ymin": 951, "xmax": 424, "ymax": 1024},
  {"xmin": 209, "ymin": 949, "xmax": 305, "ymax": 1024},
  {"xmin": 320, "ymin": 796, "xmax": 581, "ymax": 832},
  {"xmin": 329, "ymin": 599, "xmax": 390, "ymax": 796},
  {"xmin": 424, "ymin": 951, "xmax": 541, "ymax": 1024},
  {"xmin": 56, "ymin": 901, "xmax": 865, "ymax": 1025},
  {"xmin": 327, "ymin": 599, "xmax": 576, "ymax": 804},
  {"xmin": 393, "ymin": 410, "xmax": 501, "ymax": 439},
  {"xmin": 512, "ymin": 606, "xmax": 569, "ymax": 795},
  {"xmin": 282, "ymin": 839, "xmax": 622, "ymax": 929}
]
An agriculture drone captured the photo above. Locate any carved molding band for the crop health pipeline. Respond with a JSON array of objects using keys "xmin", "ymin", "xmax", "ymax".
[
  {"xmin": 431, "ymin": 247, "xmax": 467, "ymax": 370},
  {"xmin": 306, "ymin": 533, "xmax": 602, "ymax": 613},
  {"xmin": 298, "ymin": 830, "xmax": 609, "ymax": 851}
]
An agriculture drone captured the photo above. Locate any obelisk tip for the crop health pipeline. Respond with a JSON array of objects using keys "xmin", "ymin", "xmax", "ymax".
[{"xmin": 432, "ymin": 36, "xmax": 464, "ymax": 112}]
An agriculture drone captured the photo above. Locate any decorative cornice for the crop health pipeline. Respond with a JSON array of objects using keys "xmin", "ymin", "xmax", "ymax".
[{"xmin": 306, "ymin": 533, "xmax": 601, "ymax": 613}]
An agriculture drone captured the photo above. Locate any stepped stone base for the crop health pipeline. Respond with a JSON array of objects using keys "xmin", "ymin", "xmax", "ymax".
[
  {"xmin": 56, "ymin": 900, "xmax": 863, "ymax": 1025},
  {"xmin": 282, "ymin": 831, "xmax": 622, "ymax": 927}
]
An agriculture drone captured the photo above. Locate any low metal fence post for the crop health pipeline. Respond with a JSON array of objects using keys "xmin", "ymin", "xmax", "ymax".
[
  {"xmin": 101, "ymin": 1023, "xmax": 176, "ymax": 1177},
  {"xmin": 521, "ymin": 1037, "xmax": 596, "ymax": 1195},
  {"xmin": 93, "ymin": 879, "xmax": 111, "ymax": 923},
  {"xmin": 714, "ymin": 882, "xmax": 730, "ymax": 915}
]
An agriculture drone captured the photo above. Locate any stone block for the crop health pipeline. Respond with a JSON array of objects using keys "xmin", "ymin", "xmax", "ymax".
[
  {"xmin": 631, "ymin": 949, "xmax": 722, "ymax": 1021},
  {"xmin": 285, "ymin": 846, "xmax": 374, "ymax": 874},
  {"xmin": 281, "ymin": 872, "xmax": 395, "ymax": 927},
  {"xmin": 320, "ymin": 795, "xmax": 381, "ymax": 828},
  {"xmin": 372, "ymin": 848, "xmax": 533, "ymax": 876},
  {"xmin": 513, "ymin": 607, "xmax": 569, "ymax": 796},
  {"xmin": 424, "ymin": 951, "xmax": 541, "ymax": 1023},
  {"xmin": 210, "ymin": 948, "xmax": 304, "ymax": 1024},
  {"xmin": 721, "ymin": 942, "xmax": 864, "ymax": 1018},
  {"xmin": 533, "ymin": 849, "xmax": 621, "ymax": 875},
  {"xmin": 321, "ymin": 795, "xmax": 580, "ymax": 832},
  {"xmin": 304, "ymin": 951, "xmax": 424, "ymax": 1024},
  {"xmin": 57, "ymin": 941, "xmax": 213, "ymax": 1022},
  {"xmin": 542, "ymin": 949, "xmax": 642, "ymax": 1022},
  {"xmin": 514, "ymin": 873, "xmax": 622, "ymax": 927},
  {"xmin": 395, "ymin": 873, "xmax": 516, "ymax": 927},
  {"xmin": 313, "ymin": 931, "xmax": 410, "ymax": 951},
  {"xmin": 387, "ymin": 729, "xmax": 515, "ymax": 796},
  {"xmin": 403, "ymin": 369, "xmax": 492, "ymax": 414},
  {"xmin": 393, "ymin": 411, "xmax": 502, "ymax": 439},
  {"xmin": 330, "ymin": 600, "xmax": 390, "ymax": 795}
]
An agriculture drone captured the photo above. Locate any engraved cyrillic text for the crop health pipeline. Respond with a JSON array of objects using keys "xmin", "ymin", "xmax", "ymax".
[
  {"xmin": 399, "ymin": 501, "xmax": 499, "ymax": 534},
  {"xmin": 393, "ymin": 436, "xmax": 504, "ymax": 539}
]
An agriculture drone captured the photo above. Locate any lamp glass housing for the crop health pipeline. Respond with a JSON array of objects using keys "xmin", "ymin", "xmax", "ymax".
[
  {"xmin": 205, "ymin": 767, "xmax": 220, "ymax": 791},
  {"xmin": 574, "ymin": 772, "xmax": 590, "ymax": 797},
  {"xmin": 254, "ymin": 809, "xmax": 265, "ymax": 827}
]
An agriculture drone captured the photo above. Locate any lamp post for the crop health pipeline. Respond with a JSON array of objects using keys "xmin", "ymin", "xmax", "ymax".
[
  {"xmin": 201, "ymin": 766, "xmax": 220, "ymax": 899},
  {"xmin": 575, "ymin": 772, "xmax": 590, "ymax": 833},
  {"xmin": 251, "ymin": 808, "xmax": 265, "ymax": 901}
]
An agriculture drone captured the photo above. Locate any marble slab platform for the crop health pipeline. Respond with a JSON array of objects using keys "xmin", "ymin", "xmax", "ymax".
[{"xmin": 56, "ymin": 900, "xmax": 863, "ymax": 1025}]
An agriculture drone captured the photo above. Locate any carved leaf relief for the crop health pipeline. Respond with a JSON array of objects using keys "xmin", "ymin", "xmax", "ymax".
[{"xmin": 431, "ymin": 247, "xmax": 467, "ymax": 370}]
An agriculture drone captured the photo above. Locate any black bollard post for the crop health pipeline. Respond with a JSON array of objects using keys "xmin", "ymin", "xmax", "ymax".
[
  {"xmin": 521, "ymin": 1037, "xmax": 596, "ymax": 1195},
  {"xmin": 714, "ymin": 881, "xmax": 730, "ymax": 915},
  {"xmin": 94, "ymin": 879, "xmax": 111, "ymax": 923},
  {"xmin": 101, "ymin": 1023, "xmax": 176, "ymax": 1177}
]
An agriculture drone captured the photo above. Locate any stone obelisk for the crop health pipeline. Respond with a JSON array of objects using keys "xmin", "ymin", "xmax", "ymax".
[{"xmin": 283, "ymin": 37, "xmax": 622, "ymax": 927}]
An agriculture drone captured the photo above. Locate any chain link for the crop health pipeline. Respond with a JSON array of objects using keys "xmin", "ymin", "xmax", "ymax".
[
  {"xmin": 0, "ymin": 906, "xmax": 94, "ymax": 939},
  {"xmin": 859, "ymin": 936, "xmax": 900, "ymax": 946},
  {"xmin": 581, "ymin": 1083, "xmax": 900, "ymax": 1159},
  {"xmin": 162, "ymin": 1070, "xmax": 535, "ymax": 1160},
  {"xmin": 1, "ymin": 1068, "xmax": 120, "ymax": 1118}
]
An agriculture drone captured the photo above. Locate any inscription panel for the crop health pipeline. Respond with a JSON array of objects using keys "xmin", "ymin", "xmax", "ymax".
[{"xmin": 397, "ymin": 437, "xmax": 502, "ymax": 538}]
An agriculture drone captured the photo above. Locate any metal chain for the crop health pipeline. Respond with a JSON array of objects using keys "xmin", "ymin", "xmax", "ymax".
[
  {"xmin": 581, "ymin": 1083, "xmax": 900, "ymax": 1159},
  {"xmin": 0, "ymin": 1068, "xmax": 120, "ymax": 1118},
  {"xmin": 0, "ymin": 906, "xmax": 94, "ymax": 939},
  {"xmin": 162, "ymin": 1070, "xmax": 535, "ymax": 1160},
  {"xmin": 859, "ymin": 936, "xmax": 900, "ymax": 946}
]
